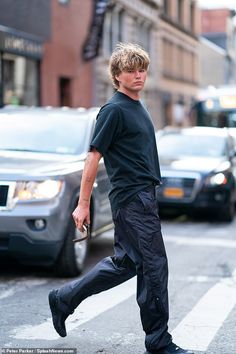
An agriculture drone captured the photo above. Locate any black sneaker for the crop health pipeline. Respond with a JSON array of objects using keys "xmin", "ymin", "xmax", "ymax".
[
  {"xmin": 48, "ymin": 289, "xmax": 68, "ymax": 337},
  {"xmin": 145, "ymin": 342, "xmax": 194, "ymax": 354}
]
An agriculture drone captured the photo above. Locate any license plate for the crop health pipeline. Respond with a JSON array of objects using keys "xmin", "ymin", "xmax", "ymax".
[{"xmin": 163, "ymin": 187, "xmax": 184, "ymax": 198}]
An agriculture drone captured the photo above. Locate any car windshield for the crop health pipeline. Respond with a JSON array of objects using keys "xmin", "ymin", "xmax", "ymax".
[
  {"xmin": 157, "ymin": 132, "xmax": 226, "ymax": 158},
  {"xmin": 0, "ymin": 112, "xmax": 91, "ymax": 155}
]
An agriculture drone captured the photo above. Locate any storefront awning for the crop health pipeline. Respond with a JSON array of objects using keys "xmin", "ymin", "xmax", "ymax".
[{"xmin": 0, "ymin": 24, "xmax": 43, "ymax": 59}]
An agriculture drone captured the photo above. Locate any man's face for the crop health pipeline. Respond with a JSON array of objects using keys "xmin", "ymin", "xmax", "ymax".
[{"xmin": 115, "ymin": 68, "xmax": 147, "ymax": 93}]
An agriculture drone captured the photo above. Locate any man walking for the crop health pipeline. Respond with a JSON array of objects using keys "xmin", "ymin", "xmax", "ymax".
[{"xmin": 49, "ymin": 43, "xmax": 193, "ymax": 354}]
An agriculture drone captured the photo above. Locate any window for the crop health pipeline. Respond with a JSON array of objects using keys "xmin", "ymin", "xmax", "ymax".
[
  {"xmin": 102, "ymin": 7, "xmax": 124, "ymax": 56},
  {"xmin": 190, "ymin": 1, "xmax": 195, "ymax": 33},
  {"xmin": 177, "ymin": 0, "xmax": 184, "ymax": 25},
  {"xmin": 103, "ymin": 10, "xmax": 112, "ymax": 56},
  {"xmin": 136, "ymin": 21, "xmax": 151, "ymax": 52},
  {"xmin": 113, "ymin": 9, "xmax": 124, "ymax": 46},
  {"xmin": 177, "ymin": 46, "xmax": 183, "ymax": 80},
  {"xmin": 3, "ymin": 53, "xmax": 39, "ymax": 106},
  {"xmin": 163, "ymin": 0, "xmax": 169, "ymax": 16},
  {"xmin": 103, "ymin": 7, "xmax": 124, "ymax": 56},
  {"xmin": 191, "ymin": 53, "xmax": 195, "ymax": 83},
  {"xmin": 118, "ymin": 9, "xmax": 124, "ymax": 42},
  {"xmin": 163, "ymin": 39, "xmax": 174, "ymax": 77}
]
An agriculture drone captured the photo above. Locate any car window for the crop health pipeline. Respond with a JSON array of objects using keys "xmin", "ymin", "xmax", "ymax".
[
  {"xmin": 157, "ymin": 133, "xmax": 226, "ymax": 158},
  {"xmin": 0, "ymin": 113, "xmax": 91, "ymax": 155}
]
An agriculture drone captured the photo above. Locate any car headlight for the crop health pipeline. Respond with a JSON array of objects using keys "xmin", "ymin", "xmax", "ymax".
[
  {"xmin": 205, "ymin": 173, "xmax": 228, "ymax": 186},
  {"xmin": 14, "ymin": 180, "xmax": 63, "ymax": 201}
]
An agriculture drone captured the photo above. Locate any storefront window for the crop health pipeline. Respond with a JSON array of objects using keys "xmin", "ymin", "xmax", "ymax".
[{"xmin": 3, "ymin": 53, "xmax": 39, "ymax": 106}]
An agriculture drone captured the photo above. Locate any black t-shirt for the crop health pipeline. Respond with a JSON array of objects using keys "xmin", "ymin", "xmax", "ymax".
[{"xmin": 90, "ymin": 91, "xmax": 161, "ymax": 211}]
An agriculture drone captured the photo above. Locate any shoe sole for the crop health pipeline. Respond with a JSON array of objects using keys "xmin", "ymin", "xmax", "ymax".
[{"xmin": 48, "ymin": 289, "xmax": 67, "ymax": 337}]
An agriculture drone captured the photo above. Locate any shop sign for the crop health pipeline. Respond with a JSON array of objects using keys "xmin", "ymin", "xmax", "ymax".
[
  {"xmin": 82, "ymin": 0, "xmax": 109, "ymax": 61},
  {"xmin": 0, "ymin": 27, "xmax": 43, "ymax": 59}
]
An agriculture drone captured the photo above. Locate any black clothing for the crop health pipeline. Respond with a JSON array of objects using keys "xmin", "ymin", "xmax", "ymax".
[
  {"xmin": 57, "ymin": 187, "xmax": 172, "ymax": 351},
  {"xmin": 48, "ymin": 289, "xmax": 68, "ymax": 337},
  {"xmin": 90, "ymin": 91, "xmax": 161, "ymax": 211}
]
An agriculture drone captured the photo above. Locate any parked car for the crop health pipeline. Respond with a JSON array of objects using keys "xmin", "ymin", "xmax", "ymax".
[
  {"xmin": 156, "ymin": 127, "xmax": 236, "ymax": 222},
  {"xmin": 0, "ymin": 107, "xmax": 113, "ymax": 276}
]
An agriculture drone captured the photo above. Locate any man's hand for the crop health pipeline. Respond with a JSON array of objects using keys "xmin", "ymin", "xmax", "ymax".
[
  {"xmin": 72, "ymin": 148, "xmax": 102, "ymax": 233},
  {"xmin": 72, "ymin": 204, "xmax": 90, "ymax": 232}
]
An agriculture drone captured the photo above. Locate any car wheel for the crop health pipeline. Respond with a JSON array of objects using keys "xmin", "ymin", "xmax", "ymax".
[
  {"xmin": 54, "ymin": 216, "xmax": 89, "ymax": 277},
  {"xmin": 219, "ymin": 200, "xmax": 235, "ymax": 222}
]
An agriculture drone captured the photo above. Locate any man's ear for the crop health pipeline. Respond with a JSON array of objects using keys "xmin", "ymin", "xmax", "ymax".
[{"xmin": 115, "ymin": 73, "xmax": 120, "ymax": 82}]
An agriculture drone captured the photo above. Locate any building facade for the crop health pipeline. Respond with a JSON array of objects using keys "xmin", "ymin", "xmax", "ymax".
[
  {"xmin": 41, "ymin": 0, "xmax": 94, "ymax": 108},
  {"xmin": 201, "ymin": 8, "xmax": 236, "ymax": 85},
  {"xmin": 93, "ymin": 0, "xmax": 162, "ymax": 126},
  {"xmin": 199, "ymin": 37, "xmax": 226, "ymax": 88},
  {"xmin": 0, "ymin": 0, "xmax": 200, "ymax": 129},
  {"xmin": 94, "ymin": 0, "xmax": 200, "ymax": 128},
  {"xmin": 0, "ymin": 0, "xmax": 50, "ymax": 107},
  {"xmin": 157, "ymin": 0, "xmax": 200, "ymax": 127}
]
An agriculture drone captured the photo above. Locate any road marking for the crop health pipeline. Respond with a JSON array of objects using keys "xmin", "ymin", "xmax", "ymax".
[
  {"xmin": 0, "ymin": 279, "xmax": 47, "ymax": 301},
  {"xmin": 8, "ymin": 264, "xmax": 236, "ymax": 351},
  {"xmin": 11, "ymin": 277, "xmax": 137, "ymax": 340},
  {"xmin": 0, "ymin": 288, "xmax": 15, "ymax": 300},
  {"xmin": 172, "ymin": 269, "xmax": 236, "ymax": 351},
  {"xmin": 164, "ymin": 235, "xmax": 236, "ymax": 248}
]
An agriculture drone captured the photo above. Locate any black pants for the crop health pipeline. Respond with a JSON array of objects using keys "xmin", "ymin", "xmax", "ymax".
[{"xmin": 57, "ymin": 187, "xmax": 172, "ymax": 351}]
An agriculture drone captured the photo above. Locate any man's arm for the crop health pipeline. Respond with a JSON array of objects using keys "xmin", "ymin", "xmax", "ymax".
[{"xmin": 72, "ymin": 148, "xmax": 102, "ymax": 232}]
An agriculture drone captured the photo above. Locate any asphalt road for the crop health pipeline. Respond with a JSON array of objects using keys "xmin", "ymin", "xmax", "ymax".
[{"xmin": 0, "ymin": 214, "xmax": 236, "ymax": 354}]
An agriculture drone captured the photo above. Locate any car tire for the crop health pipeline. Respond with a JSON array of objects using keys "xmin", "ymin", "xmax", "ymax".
[
  {"xmin": 54, "ymin": 215, "xmax": 89, "ymax": 277},
  {"xmin": 219, "ymin": 200, "xmax": 235, "ymax": 222}
]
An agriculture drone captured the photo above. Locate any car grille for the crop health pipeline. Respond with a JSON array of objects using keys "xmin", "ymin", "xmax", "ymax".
[
  {"xmin": 0, "ymin": 185, "xmax": 9, "ymax": 207},
  {"xmin": 157, "ymin": 174, "xmax": 200, "ymax": 202},
  {"xmin": 0, "ymin": 182, "xmax": 16, "ymax": 210}
]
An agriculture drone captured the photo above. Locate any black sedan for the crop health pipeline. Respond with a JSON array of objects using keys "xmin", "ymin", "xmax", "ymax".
[
  {"xmin": 156, "ymin": 127, "xmax": 236, "ymax": 222},
  {"xmin": 0, "ymin": 107, "xmax": 112, "ymax": 276}
]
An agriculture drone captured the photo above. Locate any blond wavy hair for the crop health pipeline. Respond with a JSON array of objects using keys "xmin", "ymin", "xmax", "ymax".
[{"xmin": 109, "ymin": 43, "xmax": 150, "ymax": 89}]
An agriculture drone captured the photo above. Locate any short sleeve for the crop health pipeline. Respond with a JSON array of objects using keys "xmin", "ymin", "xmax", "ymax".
[{"xmin": 90, "ymin": 103, "xmax": 122, "ymax": 155}]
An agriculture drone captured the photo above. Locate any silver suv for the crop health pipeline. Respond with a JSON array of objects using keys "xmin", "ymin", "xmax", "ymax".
[{"xmin": 0, "ymin": 107, "xmax": 112, "ymax": 276}]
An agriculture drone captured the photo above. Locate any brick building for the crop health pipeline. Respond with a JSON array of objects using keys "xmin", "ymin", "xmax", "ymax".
[
  {"xmin": 201, "ymin": 8, "xmax": 231, "ymax": 49},
  {"xmin": 0, "ymin": 0, "xmax": 97, "ymax": 108},
  {"xmin": 41, "ymin": 0, "xmax": 94, "ymax": 107},
  {"xmin": 201, "ymin": 8, "xmax": 236, "ymax": 84}
]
